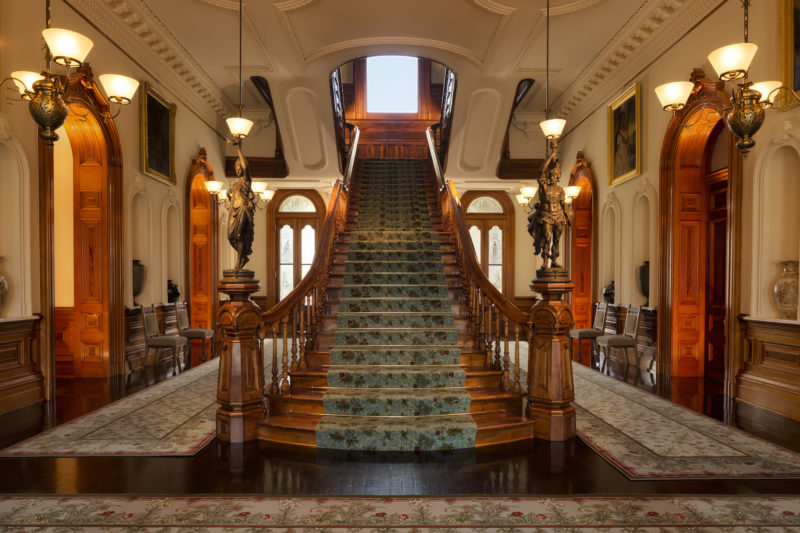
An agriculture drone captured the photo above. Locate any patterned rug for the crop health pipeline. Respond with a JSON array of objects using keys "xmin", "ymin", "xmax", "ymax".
[
  {"xmin": 317, "ymin": 158, "xmax": 476, "ymax": 452},
  {"xmin": 1, "ymin": 495, "xmax": 798, "ymax": 531},
  {"xmin": 0, "ymin": 360, "xmax": 220, "ymax": 456},
  {"xmin": 572, "ymin": 362, "xmax": 800, "ymax": 479}
]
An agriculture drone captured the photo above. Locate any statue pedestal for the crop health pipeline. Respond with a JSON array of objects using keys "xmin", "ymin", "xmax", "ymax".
[
  {"xmin": 216, "ymin": 269, "xmax": 264, "ymax": 443},
  {"xmin": 527, "ymin": 272, "xmax": 576, "ymax": 441}
]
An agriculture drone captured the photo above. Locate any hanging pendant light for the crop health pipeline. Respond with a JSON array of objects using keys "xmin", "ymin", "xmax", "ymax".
[
  {"xmin": 227, "ymin": 0, "xmax": 253, "ymax": 140},
  {"xmin": 538, "ymin": 0, "xmax": 565, "ymax": 146}
]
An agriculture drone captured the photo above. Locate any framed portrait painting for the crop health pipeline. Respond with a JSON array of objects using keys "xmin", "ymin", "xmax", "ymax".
[
  {"xmin": 140, "ymin": 81, "xmax": 176, "ymax": 185},
  {"xmin": 607, "ymin": 82, "xmax": 641, "ymax": 186},
  {"xmin": 779, "ymin": 0, "xmax": 800, "ymax": 109}
]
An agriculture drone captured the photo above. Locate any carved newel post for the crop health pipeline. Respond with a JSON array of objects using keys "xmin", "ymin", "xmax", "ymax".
[
  {"xmin": 526, "ymin": 145, "xmax": 576, "ymax": 441},
  {"xmin": 216, "ymin": 269, "xmax": 264, "ymax": 443},
  {"xmin": 216, "ymin": 139, "xmax": 264, "ymax": 443}
]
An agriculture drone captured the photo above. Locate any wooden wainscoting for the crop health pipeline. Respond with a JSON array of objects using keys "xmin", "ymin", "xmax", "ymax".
[
  {"xmin": 123, "ymin": 304, "xmax": 181, "ymax": 372},
  {"xmin": 0, "ymin": 316, "xmax": 43, "ymax": 416},
  {"xmin": 738, "ymin": 316, "xmax": 800, "ymax": 422},
  {"xmin": 54, "ymin": 308, "xmax": 77, "ymax": 378}
]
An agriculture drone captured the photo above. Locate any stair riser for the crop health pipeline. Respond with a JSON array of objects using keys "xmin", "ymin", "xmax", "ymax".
[
  {"xmin": 327, "ymin": 300, "xmax": 467, "ymax": 315},
  {"xmin": 268, "ymin": 396, "xmax": 519, "ymax": 416},
  {"xmin": 315, "ymin": 331, "xmax": 476, "ymax": 350},
  {"xmin": 289, "ymin": 373, "xmax": 504, "ymax": 389}
]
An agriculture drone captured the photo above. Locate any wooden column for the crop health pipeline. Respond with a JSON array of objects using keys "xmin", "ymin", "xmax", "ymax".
[
  {"xmin": 216, "ymin": 269, "xmax": 264, "ymax": 443},
  {"xmin": 527, "ymin": 276, "xmax": 576, "ymax": 441}
]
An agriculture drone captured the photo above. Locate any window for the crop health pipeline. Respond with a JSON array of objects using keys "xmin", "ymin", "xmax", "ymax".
[
  {"xmin": 267, "ymin": 191, "xmax": 324, "ymax": 304},
  {"xmin": 366, "ymin": 56, "xmax": 418, "ymax": 114},
  {"xmin": 462, "ymin": 192, "xmax": 514, "ymax": 296}
]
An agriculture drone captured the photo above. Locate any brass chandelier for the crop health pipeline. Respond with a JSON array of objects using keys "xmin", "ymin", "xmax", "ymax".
[
  {"xmin": 655, "ymin": 0, "xmax": 799, "ymax": 157},
  {"xmin": 0, "ymin": 0, "xmax": 138, "ymax": 146}
]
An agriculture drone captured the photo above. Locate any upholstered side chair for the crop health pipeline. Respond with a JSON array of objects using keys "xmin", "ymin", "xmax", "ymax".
[
  {"xmin": 568, "ymin": 302, "xmax": 608, "ymax": 367},
  {"xmin": 142, "ymin": 305, "xmax": 188, "ymax": 376},
  {"xmin": 597, "ymin": 305, "xmax": 642, "ymax": 375},
  {"xmin": 175, "ymin": 301, "xmax": 215, "ymax": 369}
]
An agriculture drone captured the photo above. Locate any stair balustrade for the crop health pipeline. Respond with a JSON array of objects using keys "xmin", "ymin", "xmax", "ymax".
[{"xmin": 426, "ymin": 127, "xmax": 531, "ymax": 395}]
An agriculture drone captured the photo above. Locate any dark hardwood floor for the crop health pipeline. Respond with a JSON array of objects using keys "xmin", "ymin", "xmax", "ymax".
[{"xmin": 0, "ymin": 355, "xmax": 798, "ymax": 496}]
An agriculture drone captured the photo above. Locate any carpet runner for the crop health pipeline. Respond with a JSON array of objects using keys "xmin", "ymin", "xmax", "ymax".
[
  {"xmin": 2, "ymin": 495, "xmax": 799, "ymax": 530},
  {"xmin": 315, "ymin": 158, "xmax": 476, "ymax": 451}
]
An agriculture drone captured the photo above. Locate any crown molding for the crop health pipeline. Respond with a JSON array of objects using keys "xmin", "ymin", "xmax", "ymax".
[
  {"xmin": 556, "ymin": 0, "xmax": 724, "ymax": 127},
  {"xmin": 66, "ymin": 0, "xmax": 232, "ymax": 125}
]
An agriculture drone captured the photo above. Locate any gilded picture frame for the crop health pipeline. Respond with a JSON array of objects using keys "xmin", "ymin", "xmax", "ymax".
[
  {"xmin": 607, "ymin": 82, "xmax": 641, "ymax": 186},
  {"xmin": 140, "ymin": 81, "xmax": 177, "ymax": 185},
  {"xmin": 779, "ymin": 0, "xmax": 800, "ymax": 109}
]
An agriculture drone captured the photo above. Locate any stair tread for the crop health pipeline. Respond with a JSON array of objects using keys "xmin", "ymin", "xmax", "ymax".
[{"xmin": 262, "ymin": 411, "xmax": 529, "ymax": 430}]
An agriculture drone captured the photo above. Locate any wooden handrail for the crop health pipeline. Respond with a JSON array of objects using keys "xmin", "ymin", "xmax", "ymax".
[
  {"xmin": 426, "ymin": 126, "xmax": 530, "ymax": 393},
  {"xmin": 425, "ymin": 127, "xmax": 445, "ymax": 191},
  {"xmin": 343, "ymin": 126, "xmax": 360, "ymax": 191}
]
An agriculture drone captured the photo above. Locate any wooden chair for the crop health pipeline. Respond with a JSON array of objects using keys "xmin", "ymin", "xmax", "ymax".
[
  {"xmin": 568, "ymin": 302, "xmax": 608, "ymax": 367},
  {"xmin": 175, "ymin": 301, "xmax": 215, "ymax": 369},
  {"xmin": 597, "ymin": 305, "xmax": 641, "ymax": 374},
  {"xmin": 142, "ymin": 305, "xmax": 188, "ymax": 376}
]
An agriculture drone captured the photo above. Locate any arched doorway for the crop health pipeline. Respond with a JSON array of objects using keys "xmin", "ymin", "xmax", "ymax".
[
  {"xmin": 567, "ymin": 151, "xmax": 597, "ymax": 332},
  {"xmin": 266, "ymin": 190, "xmax": 325, "ymax": 306},
  {"xmin": 185, "ymin": 149, "xmax": 219, "ymax": 332},
  {"xmin": 460, "ymin": 191, "xmax": 515, "ymax": 296},
  {"xmin": 45, "ymin": 65, "xmax": 124, "ymax": 384},
  {"xmin": 658, "ymin": 68, "xmax": 742, "ymax": 386}
]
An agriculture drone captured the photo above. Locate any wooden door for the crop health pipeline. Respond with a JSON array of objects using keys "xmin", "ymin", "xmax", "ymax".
[
  {"xmin": 704, "ymin": 169, "xmax": 728, "ymax": 382},
  {"xmin": 672, "ymin": 168, "xmax": 707, "ymax": 378},
  {"xmin": 570, "ymin": 179, "xmax": 593, "ymax": 329},
  {"xmin": 64, "ymin": 110, "xmax": 110, "ymax": 378},
  {"xmin": 189, "ymin": 174, "xmax": 215, "ymax": 329}
]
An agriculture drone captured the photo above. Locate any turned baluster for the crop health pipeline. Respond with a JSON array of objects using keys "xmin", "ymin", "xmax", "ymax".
[
  {"xmin": 502, "ymin": 315, "xmax": 511, "ymax": 390},
  {"xmin": 290, "ymin": 308, "xmax": 299, "ymax": 371},
  {"xmin": 513, "ymin": 323, "xmax": 522, "ymax": 393},
  {"xmin": 280, "ymin": 315, "xmax": 290, "ymax": 394},
  {"xmin": 471, "ymin": 283, "xmax": 479, "ymax": 347},
  {"xmin": 298, "ymin": 297, "xmax": 307, "ymax": 369},
  {"xmin": 485, "ymin": 298, "xmax": 494, "ymax": 369},
  {"xmin": 494, "ymin": 306, "xmax": 502, "ymax": 370},
  {"xmin": 270, "ymin": 322, "xmax": 279, "ymax": 396}
]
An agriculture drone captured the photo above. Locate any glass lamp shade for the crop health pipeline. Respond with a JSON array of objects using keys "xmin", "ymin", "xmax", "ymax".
[
  {"xmin": 260, "ymin": 189, "xmax": 275, "ymax": 202},
  {"xmin": 226, "ymin": 116, "xmax": 254, "ymax": 138},
  {"xmin": 707, "ymin": 42, "xmax": 758, "ymax": 81},
  {"xmin": 654, "ymin": 81, "xmax": 694, "ymax": 111},
  {"xmin": 521, "ymin": 186, "xmax": 538, "ymax": 199},
  {"xmin": 204, "ymin": 180, "xmax": 224, "ymax": 194},
  {"xmin": 565, "ymin": 185, "xmax": 582, "ymax": 199},
  {"xmin": 515, "ymin": 193, "xmax": 527, "ymax": 206},
  {"xmin": 250, "ymin": 181, "xmax": 267, "ymax": 194},
  {"xmin": 219, "ymin": 189, "xmax": 228, "ymax": 200},
  {"xmin": 539, "ymin": 118, "xmax": 566, "ymax": 138},
  {"xmin": 750, "ymin": 80, "xmax": 782, "ymax": 105},
  {"xmin": 42, "ymin": 28, "xmax": 94, "ymax": 67},
  {"xmin": 10, "ymin": 71, "xmax": 44, "ymax": 97},
  {"xmin": 98, "ymin": 74, "xmax": 139, "ymax": 104}
]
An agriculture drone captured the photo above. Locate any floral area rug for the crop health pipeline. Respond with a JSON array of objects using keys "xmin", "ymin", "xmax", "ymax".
[
  {"xmin": 0, "ymin": 359, "xmax": 220, "ymax": 456},
  {"xmin": 572, "ymin": 362, "xmax": 800, "ymax": 479},
  {"xmin": 317, "ymin": 158, "xmax": 476, "ymax": 452},
  {"xmin": 0, "ymin": 495, "xmax": 799, "ymax": 531}
]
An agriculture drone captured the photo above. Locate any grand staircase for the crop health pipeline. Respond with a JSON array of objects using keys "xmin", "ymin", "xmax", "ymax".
[{"xmin": 258, "ymin": 158, "xmax": 533, "ymax": 451}]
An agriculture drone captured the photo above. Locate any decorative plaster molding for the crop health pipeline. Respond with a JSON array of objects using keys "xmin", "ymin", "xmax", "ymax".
[
  {"xmin": 198, "ymin": 0, "xmax": 241, "ymax": 9},
  {"xmin": 66, "ymin": 0, "xmax": 230, "ymax": 125},
  {"xmin": 556, "ymin": 0, "xmax": 724, "ymax": 128},
  {"xmin": 511, "ymin": 112, "xmax": 546, "ymax": 140},
  {"xmin": 0, "ymin": 114, "xmax": 10, "ymax": 141},
  {"xmin": 275, "ymin": 0, "xmax": 512, "ymax": 67}
]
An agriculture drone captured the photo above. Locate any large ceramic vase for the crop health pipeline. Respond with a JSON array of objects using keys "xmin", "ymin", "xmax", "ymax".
[
  {"xmin": 132, "ymin": 259, "xmax": 145, "ymax": 306},
  {"xmin": 638, "ymin": 260, "xmax": 650, "ymax": 308},
  {"xmin": 773, "ymin": 260, "xmax": 799, "ymax": 320},
  {"xmin": 0, "ymin": 256, "xmax": 8, "ymax": 315}
]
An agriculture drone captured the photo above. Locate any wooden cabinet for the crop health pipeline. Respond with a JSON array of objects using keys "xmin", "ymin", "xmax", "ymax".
[
  {"xmin": 738, "ymin": 316, "xmax": 800, "ymax": 422},
  {"xmin": 0, "ymin": 316, "xmax": 44, "ymax": 416}
]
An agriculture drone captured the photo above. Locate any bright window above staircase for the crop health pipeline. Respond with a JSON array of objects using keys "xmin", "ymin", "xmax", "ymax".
[{"xmin": 366, "ymin": 55, "xmax": 418, "ymax": 114}]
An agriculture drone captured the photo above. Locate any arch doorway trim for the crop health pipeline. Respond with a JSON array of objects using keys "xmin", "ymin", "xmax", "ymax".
[
  {"xmin": 460, "ymin": 190, "xmax": 515, "ymax": 297},
  {"xmin": 185, "ymin": 148, "xmax": 219, "ymax": 331},
  {"xmin": 566, "ymin": 151, "xmax": 598, "ymax": 331},
  {"xmin": 658, "ymin": 69, "xmax": 742, "ymax": 394},
  {"xmin": 40, "ymin": 65, "xmax": 124, "ymax": 392}
]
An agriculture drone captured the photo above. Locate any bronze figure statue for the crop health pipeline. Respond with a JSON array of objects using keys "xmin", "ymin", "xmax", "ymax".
[
  {"xmin": 226, "ymin": 140, "xmax": 256, "ymax": 271},
  {"xmin": 527, "ymin": 150, "xmax": 573, "ymax": 271}
]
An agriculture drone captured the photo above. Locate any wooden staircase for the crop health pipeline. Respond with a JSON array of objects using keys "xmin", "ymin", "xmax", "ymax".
[{"xmin": 257, "ymin": 159, "xmax": 534, "ymax": 450}]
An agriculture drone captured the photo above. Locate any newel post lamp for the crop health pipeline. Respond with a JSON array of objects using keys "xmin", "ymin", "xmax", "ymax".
[{"xmin": 524, "ymin": 0, "xmax": 576, "ymax": 442}]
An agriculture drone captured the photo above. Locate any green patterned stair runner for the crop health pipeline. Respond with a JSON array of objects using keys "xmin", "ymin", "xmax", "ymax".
[{"xmin": 315, "ymin": 158, "xmax": 477, "ymax": 451}]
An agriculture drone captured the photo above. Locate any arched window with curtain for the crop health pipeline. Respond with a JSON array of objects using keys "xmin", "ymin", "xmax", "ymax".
[
  {"xmin": 461, "ymin": 191, "xmax": 515, "ymax": 296},
  {"xmin": 266, "ymin": 191, "xmax": 325, "ymax": 305}
]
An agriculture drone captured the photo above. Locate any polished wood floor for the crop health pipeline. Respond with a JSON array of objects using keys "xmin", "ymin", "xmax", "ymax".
[{"xmin": 0, "ymin": 355, "xmax": 798, "ymax": 496}]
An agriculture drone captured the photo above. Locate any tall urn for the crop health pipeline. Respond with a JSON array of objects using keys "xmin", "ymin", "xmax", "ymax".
[
  {"xmin": 774, "ymin": 260, "xmax": 799, "ymax": 320},
  {"xmin": 638, "ymin": 261, "xmax": 650, "ymax": 308}
]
